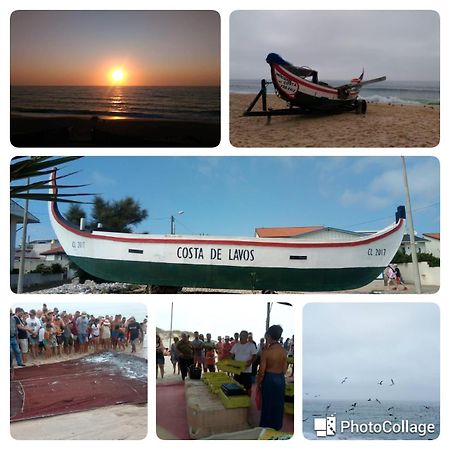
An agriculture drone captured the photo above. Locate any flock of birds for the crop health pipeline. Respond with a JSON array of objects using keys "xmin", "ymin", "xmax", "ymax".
[{"xmin": 303, "ymin": 377, "xmax": 433, "ymax": 423}]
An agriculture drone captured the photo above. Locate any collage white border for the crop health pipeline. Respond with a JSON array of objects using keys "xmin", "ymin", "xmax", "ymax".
[{"xmin": 1, "ymin": 0, "xmax": 447, "ymax": 447}]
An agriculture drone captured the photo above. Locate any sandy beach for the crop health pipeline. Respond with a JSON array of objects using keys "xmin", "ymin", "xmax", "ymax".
[
  {"xmin": 10, "ymin": 343, "xmax": 148, "ymax": 440},
  {"xmin": 230, "ymin": 94, "xmax": 439, "ymax": 147},
  {"xmin": 11, "ymin": 115, "xmax": 220, "ymax": 148}
]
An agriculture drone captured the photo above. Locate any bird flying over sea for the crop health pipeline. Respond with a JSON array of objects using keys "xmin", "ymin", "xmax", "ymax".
[
  {"xmin": 341, "ymin": 377, "xmax": 348, "ymax": 384},
  {"xmin": 367, "ymin": 398, "xmax": 372, "ymax": 402},
  {"xmin": 387, "ymin": 406, "xmax": 394, "ymax": 411},
  {"xmin": 376, "ymin": 398, "xmax": 382, "ymax": 405},
  {"xmin": 390, "ymin": 379, "xmax": 395, "ymax": 386},
  {"xmin": 303, "ymin": 417, "xmax": 310, "ymax": 422},
  {"xmin": 351, "ymin": 402, "xmax": 357, "ymax": 407},
  {"xmin": 326, "ymin": 403, "xmax": 332, "ymax": 411},
  {"xmin": 378, "ymin": 380, "xmax": 383, "ymax": 385}
]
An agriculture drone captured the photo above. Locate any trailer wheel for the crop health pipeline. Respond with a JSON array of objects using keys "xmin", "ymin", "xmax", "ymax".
[{"xmin": 355, "ymin": 99, "xmax": 367, "ymax": 114}]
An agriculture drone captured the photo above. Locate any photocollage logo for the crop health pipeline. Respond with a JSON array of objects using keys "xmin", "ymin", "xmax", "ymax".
[
  {"xmin": 313, "ymin": 415, "xmax": 436, "ymax": 438},
  {"xmin": 314, "ymin": 416, "xmax": 336, "ymax": 437}
]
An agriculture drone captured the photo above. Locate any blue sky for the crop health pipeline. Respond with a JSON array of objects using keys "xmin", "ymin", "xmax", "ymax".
[{"xmin": 17, "ymin": 156, "xmax": 439, "ymax": 243}]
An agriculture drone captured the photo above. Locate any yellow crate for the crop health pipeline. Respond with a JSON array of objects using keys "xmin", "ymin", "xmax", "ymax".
[
  {"xmin": 218, "ymin": 389, "xmax": 251, "ymax": 409},
  {"xmin": 216, "ymin": 359, "xmax": 247, "ymax": 374},
  {"xmin": 284, "ymin": 402, "xmax": 294, "ymax": 415},
  {"xmin": 259, "ymin": 429, "xmax": 293, "ymax": 440},
  {"xmin": 285, "ymin": 382, "xmax": 294, "ymax": 396}
]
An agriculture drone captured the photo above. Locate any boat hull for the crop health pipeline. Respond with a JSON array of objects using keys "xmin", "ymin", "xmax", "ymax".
[
  {"xmin": 269, "ymin": 60, "xmax": 359, "ymax": 111},
  {"xmin": 68, "ymin": 255, "xmax": 385, "ymax": 292}
]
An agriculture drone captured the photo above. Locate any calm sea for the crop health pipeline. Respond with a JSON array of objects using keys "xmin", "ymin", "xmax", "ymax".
[
  {"xmin": 231, "ymin": 79, "xmax": 440, "ymax": 105},
  {"xmin": 303, "ymin": 399, "xmax": 440, "ymax": 440},
  {"xmin": 11, "ymin": 86, "xmax": 220, "ymax": 123}
]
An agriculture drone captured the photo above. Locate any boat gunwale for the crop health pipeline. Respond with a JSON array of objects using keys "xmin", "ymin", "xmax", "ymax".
[
  {"xmin": 271, "ymin": 63, "xmax": 359, "ymax": 98},
  {"xmin": 50, "ymin": 171, "xmax": 404, "ymax": 250}
]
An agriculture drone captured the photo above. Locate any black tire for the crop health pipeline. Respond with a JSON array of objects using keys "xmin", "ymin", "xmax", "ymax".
[{"xmin": 360, "ymin": 99, "xmax": 367, "ymax": 114}]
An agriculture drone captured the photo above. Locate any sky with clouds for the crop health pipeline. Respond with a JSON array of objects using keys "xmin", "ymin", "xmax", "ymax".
[
  {"xmin": 303, "ymin": 303, "xmax": 439, "ymax": 402},
  {"xmin": 230, "ymin": 10, "xmax": 439, "ymax": 81},
  {"xmin": 16, "ymin": 156, "xmax": 439, "ymax": 243}
]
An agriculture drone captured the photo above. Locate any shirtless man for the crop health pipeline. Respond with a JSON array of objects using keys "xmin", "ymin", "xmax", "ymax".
[{"xmin": 256, "ymin": 325, "xmax": 287, "ymax": 430}]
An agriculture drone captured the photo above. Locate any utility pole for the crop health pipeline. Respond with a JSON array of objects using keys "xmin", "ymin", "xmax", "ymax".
[
  {"xmin": 17, "ymin": 178, "xmax": 30, "ymax": 294},
  {"xmin": 401, "ymin": 156, "xmax": 422, "ymax": 294}
]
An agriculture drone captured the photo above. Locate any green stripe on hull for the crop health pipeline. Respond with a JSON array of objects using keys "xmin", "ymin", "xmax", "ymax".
[{"xmin": 70, "ymin": 256, "xmax": 383, "ymax": 292}]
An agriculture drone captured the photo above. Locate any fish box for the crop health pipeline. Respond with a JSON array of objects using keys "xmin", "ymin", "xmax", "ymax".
[
  {"xmin": 218, "ymin": 389, "xmax": 251, "ymax": 409},
  {"xmin": 216, "ymin": 359, "xmax": 247, "ymax": 374},
  {"xmin": 185, "ymin": 380, "xmax": 250, "ymax": 439}
]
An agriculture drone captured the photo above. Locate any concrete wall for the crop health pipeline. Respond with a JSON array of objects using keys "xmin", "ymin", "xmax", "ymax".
[
  {"xmin": 398, "ymin": 262, "xmax": 440, "ymax": 286},
  {"xmin": 10, "ymin": 272, "xmax": 64, "ymax": 290}
]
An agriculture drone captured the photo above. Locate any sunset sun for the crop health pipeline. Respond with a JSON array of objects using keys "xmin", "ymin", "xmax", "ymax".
[{"xmin": 110, "ymin": 67, "xmax": 126, "ymax": 84}]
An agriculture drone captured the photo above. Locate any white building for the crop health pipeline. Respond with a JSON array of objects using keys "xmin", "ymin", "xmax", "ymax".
[{"xmin": 423, "ymin": 233, "xmax": 440, "ymax": 258}]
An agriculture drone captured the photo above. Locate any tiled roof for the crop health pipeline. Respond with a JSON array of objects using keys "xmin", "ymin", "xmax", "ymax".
[
  {"xmin": 423, "ymin": 233, "xmax": 440, "ymax": 240},
  {"xmin": 40, "ymin": 246, "xmax": 66, "ymax": 256},
  {"xmin": 255, "ymin": 226, "xmax": 324, "ymax": 238}
]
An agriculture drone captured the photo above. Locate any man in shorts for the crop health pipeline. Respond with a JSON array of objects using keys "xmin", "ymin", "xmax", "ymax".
[
  {"xmin": 127, "ymin": 317, "xmax": 142, "ymax": 353},
  {"xmin": 26, "ymin": 309, "xmax": 41, "ymax": 359},
  {"xmin": 76, "ymin": 312, "xmax": 89, "ymax": 353}
]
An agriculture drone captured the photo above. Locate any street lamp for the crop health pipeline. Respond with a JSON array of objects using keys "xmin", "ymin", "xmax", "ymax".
[{"xmin": 170, "ymin": 211, "xmax": 184, "ymax": 235}]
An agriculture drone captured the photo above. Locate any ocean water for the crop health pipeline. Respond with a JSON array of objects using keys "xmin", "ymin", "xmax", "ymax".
[
  {"xmin": 11, "ymin": 85, "xmax": 220, "ymax": 123},
  {"xmin": 231, "ymin": 79, "xmax": 440, "ymax": 105},
  {"xmin": 303, "ymin": 399, "xmax": 440, "ymax": 440}
]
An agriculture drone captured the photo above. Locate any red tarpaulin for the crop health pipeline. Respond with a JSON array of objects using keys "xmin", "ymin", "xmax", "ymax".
[{"xmin": 10, "ymin": 353, "xmax": 147, "ymax": 422}]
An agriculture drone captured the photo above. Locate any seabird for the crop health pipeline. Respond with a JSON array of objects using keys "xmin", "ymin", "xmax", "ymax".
[
  {"xmin": 303, "ymin": 417, "xmax": 309, "ymax": 422},
  {"xmin": 351, "ymin": 402, "xmax": 357, "ymax": 408},
  {"xmin": 378, "ymin": 380, "xmax": 383, "ymax": 385},
  {"xmin": 341, "ymin": 377, "xmax": 348, "ymax": 384},
  {"xmin": 376, "ymin": 398, "xmax": 382, "ymax": 405},
  {"xmin": 387, "ymin": 406, "xmax": 394, "ymax": 411},
  {"xmin": 367, "ymin": 398, "xmax": 372, "ymax": 402},
  {"xmin": 326, "ymin": 403, "xmax": 332, "ymax": 411},
  {"xmin": 390, "ymin": 379, "xmax": 395, "ymax": 386},
  {"xmin": 424, "ymin": 406, "xmax": 430, "ymax": 410},
  {"xmin": 348, "ymin": 407, "xmax": 355, "ymax": 411},
  {"xmin": 314, "ymin": 394, "xmax": 320, "ymax": 398}
]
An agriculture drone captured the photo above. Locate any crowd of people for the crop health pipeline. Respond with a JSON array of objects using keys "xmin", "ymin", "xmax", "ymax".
[
  {"xmin": 157, "ymin": 326, "xmax": 294, "ymax": 430},
  {"xmin": 10, "ymin": 304, "xmax": 147, "ymax": 368}
]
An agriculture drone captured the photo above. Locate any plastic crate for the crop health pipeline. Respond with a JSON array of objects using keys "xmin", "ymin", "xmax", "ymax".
[
  {"xmin": 218, "ymin": 389, "xmax": 251, "ymax": 409},
  {"xmin": 285, "ymin": 382, "xmax": 294, "ymax": 396},
  {"xmin": 216, "ymin": 359, "xmax": 247, "ymax": 374}
]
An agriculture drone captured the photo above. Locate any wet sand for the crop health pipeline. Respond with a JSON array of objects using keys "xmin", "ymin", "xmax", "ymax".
[
  {"xmin": 11, "ymin": 115, "xmax": 220, "ymax": 148},
  {"xmin": 230, "ymin": 93, "xmax": 439, "ymax": 147}
]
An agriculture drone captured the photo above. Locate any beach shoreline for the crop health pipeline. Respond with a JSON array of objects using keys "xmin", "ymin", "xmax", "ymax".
[
  {"xmin": 230, "ymin": 93, "xmax": 439, "ymax": 147},
  {"xmin": 11, "ymin": 114, "xmax": 220, "ymax": 147}
]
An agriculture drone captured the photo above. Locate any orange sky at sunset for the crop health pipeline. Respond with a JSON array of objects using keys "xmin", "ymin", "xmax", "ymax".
[{"xmin": 11, "ymin": 11, "xmax": 220, "ymax": 86}]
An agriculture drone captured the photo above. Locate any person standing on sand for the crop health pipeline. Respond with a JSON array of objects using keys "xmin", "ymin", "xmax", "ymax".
[
  {"xmin": 191, "ymin": 331, "xmax": 204, "ymax": 369},
  {"xmin": 230, "ymin": 330, "xmax": 257, "ymax": 396},
  {"xmin": 76, "ymin": 312, "xmax": 89, "ymax": 353},
  {"xmin": 10, "ymin": 309, "xmax": 25, "ymax": 368},
  {"xmin": 156, "ymin": 334, "xmax": 165, "ymax": 379},
  {"xmin": 257, "ymin": 324, "xmax": 287, "ymax": 431},
  {"xmin": 127, "ymin": 317, "xmax": 142, "ymax": 353},
  {"xmin": 170, "ymin": 336, "xmax": 180, "ymax": 374},
  {"xmin": 176, "ymin": 333, "xmax": 194, "ymax": 381},
  {"xmin": 100, "ymin": 316, "xmax": 112, "ymax": 350},
  {"xmin": 26, "ymin": 309, "xmax": 41, "ymax": 359}
]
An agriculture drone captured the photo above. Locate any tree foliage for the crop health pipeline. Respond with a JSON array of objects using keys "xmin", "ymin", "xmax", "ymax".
[
  {"xmin": 65, "ymin": 195, "xmax": 148, "ymax": 233},
  {"xmin": 10, "ymin": 156, "xmax": 92, "ymax": 203},
  {"xmin": 391, "ymin": 250, "xmax": 440, "ymax": 267}
]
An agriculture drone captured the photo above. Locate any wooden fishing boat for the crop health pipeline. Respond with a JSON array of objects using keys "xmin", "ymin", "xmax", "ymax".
[
  {"xmin": 49, "ymin": 171, "xmax": 405, "ymax": 292},
  {"xmin": 244, "ymin": 53, "xmax": 386, "ymax": 117}
]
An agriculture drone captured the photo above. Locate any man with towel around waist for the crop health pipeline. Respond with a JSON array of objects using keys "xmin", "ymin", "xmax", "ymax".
[{"xmin": 256, "ymin": 324, "xmax": 287, "ymax": 430}]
